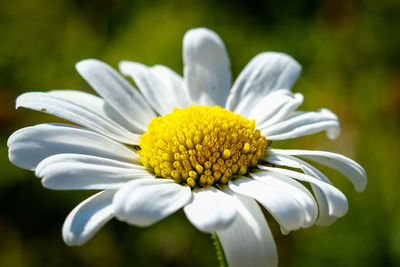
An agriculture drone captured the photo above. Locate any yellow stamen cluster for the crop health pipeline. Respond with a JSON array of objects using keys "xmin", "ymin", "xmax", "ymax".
[{"xmin": 139, "ymin": 105, "xmax": 268, "ymax": 188}]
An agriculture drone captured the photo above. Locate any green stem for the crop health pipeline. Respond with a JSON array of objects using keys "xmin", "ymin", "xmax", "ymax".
[{"xmin": 211, "ymin": 233, "xmax": 228, "ymax": 267}]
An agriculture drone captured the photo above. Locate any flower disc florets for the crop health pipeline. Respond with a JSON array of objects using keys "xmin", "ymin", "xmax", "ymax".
[{"xmin": 139, "ymin": 105, "xmax": 268, "ymax": 188}]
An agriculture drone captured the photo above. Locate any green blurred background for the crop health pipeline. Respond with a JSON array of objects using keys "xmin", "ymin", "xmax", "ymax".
[{"xmin": 1, "ymin": 0, "xmax": 399, "ymax": 266}]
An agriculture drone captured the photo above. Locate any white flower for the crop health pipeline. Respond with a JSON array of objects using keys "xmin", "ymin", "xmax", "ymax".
[{"xmin": 7, "ymin": 28, "xmax": 367, "ymax": 267}]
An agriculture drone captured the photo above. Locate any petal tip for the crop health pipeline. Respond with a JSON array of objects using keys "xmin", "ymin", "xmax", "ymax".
[
  {"xmin": 183, "ymin": 27, "xmax": 220, "ymax": 42},
  {"xmin": 118, "ymin": 61, "xmax": 146, "ymax": 76},
  {"xmin": 356, "ymin": 174, "xmax": 368, "ymax": 192},
  {"xmin": 118, "ymin": 60, "xmax": 131, "ymax": 74},
  {"xmin": 183, "ymin": 27, "xmax": 227, "ymax": 62},
  {"xmin": 319, "ymin": 108, "xmax": 341, "ymax": 139},
  {"xmin": 15, "ymin": 92, "xmax": 31, "ymax": 109},
  {"xmin": 75, "ymin": 58, "xmax": 108, "ymax": 76},
  {"xmin": 62, "ymin": 226, "xmax": 86, "ymax": 246},
  {"xmin": 257, "ymin": 51, "xmax": 302, "ymax": 72}
]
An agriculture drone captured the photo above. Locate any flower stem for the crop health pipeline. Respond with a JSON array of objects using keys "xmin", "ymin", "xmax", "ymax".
[{"xmin": 211, "ymin": 233, "xmax": 228, "ymax": 267}]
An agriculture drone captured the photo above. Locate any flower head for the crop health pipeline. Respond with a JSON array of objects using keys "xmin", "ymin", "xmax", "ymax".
[
  {"xmin": 140, "ymin": 105, "xmax": 268, "ymax": 187},
  {"xmin": 8, "ymin": 27, "xmax": 367, "ymax": 267}
]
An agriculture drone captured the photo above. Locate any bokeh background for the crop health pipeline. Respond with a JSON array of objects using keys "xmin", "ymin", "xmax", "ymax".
[{"xmin": 1, "ymin": 0, "xmax": 399, "ymax": 266}]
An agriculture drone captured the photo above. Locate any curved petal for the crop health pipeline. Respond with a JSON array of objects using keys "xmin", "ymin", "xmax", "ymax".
[
  {"xmin": 62, "ymin": 190, "xmax": 115, "ymax": 246},
  {"xmin": 265, "ymin": 153, "xmax": 338, "ymax": 226},
  {"xmin": 36, "ymin": 154, "xmax": 150, "ymax": 190},
  {"xmin": 258, "ymin": 166, "xmax": 348, "ymax": 220},
  {"xmin": 226, "ymin": 52, "xmax": 301, "ymax": 116},
  {"xmin": 217, "ymin": 188, "xmax": 278, "ymax": 267},
  {"xmin": 76, "ymin": 59, "xmax": 156, "ymax": 131},
  {"xmin": 183, "ymin": 28, "xmax": 231, "ymax": 107},
  {"xmin": 250, "ymin": 170, "xmax": 318, "ymax": 227},
  {"xmin": 119, "ymin": 61, "xmax": 189, "ymax": 115},
  {"xmin": 15, "ymin": 92, "xmax": 140, "ymax": 144},
  {"xmin": 247, "ymin": 89, "xmax": 303, "ymax": 128},
  {"xmin": 183, "ymin": 186, "xmax": 236, "ymax": 232},
  {"xmin": 270, "ymin": 149, "xmax": 367, "ymax": 192},
  {"xmin": 229, "ymin": 177, "xmax": 305, "ymax": 233},
  {"xmin": 114, "ymin": 179, "xmax": 192, "ymax": 226},
  {"xmin": 296, "ymin": 160, "xmax": 340, "ymax": 226},
  {"xmin": 7, "ymin": 123, "xmax": 139, "ymax": 170},
  {"xmin": 261, "ymin": 108, "xmax": 340, "ymax": 140},
  {"xmin": 49, "ymin": 90, "xmax": 143, "ymax": 134}
]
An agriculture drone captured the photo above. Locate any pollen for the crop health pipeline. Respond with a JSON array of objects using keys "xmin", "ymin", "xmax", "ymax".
[{"xmin": 139, "ymin": 105, "xmax": 268, "ymax": 188}]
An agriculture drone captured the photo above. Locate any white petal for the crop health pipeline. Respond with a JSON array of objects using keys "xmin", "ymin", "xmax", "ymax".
[
  {"xmin": 226, "ymin": 52, "xmax": 301, "ymax": 116},
  {"xmin": 49, "ymin": 90, "xmax": 143, "ymax": 134},
  {"xmin": 261, "ymin": 108, "xmax": 340, "ymax": 140},
  {"xmin": 266, "ymin": 152, "xmax": 339, "ymax": 226},
  {"xmin": 62, "ymin": 190, "xmax": 115, "ymax": 246},
  {"xmin": 270, "ymin": 149, "xmax": 367, "ymax": 192},
  {"xmin": 183, "ymin": 28, "xmax": 231, "ymax": 107},
  {"xmin": 36, "ymin": 154, "xmax": 150, "ymax": 190},
  {"xmin": 265, "ymin": 153, "xmax": 302, "ymax": 169},
  {"xmin": 217, "ymin": 188, "xmax": 278, "ymax": 267},
  {"xmin": 258, "ymin": 166, "xmax": 348, "ymax": 220},
  {"xmin": 229, "ymin": 177, "xmax": 305, "ymax": 233},
  {"xmin": 15, "ymin": 92, "xmax": 140, "ymax": 144},
  {"xmin": 296, "ymin": 161, "xmax": 340, "ymax": 226},
  {"xmin": 114, "ymin": 179, "xmax": 192, "ymax": 226},
  {"xmin": 76, "ymin": 59, "xmax": 156, "ymax": 131},
  {"xmin": 119, "ymin": 61, "xmax": 189, "ymax": 115},
  {"xmin": 183, "ymin": 186, "xmax": 236, "ymax": 232},
  {"xmin": 247, "ymin": 89, "xmax": 304, "ymax": 128},
  {"xmin": 7, "ymin": 123, "xmax": 139, "ymax": 170},
  {"xmin": 250, "ymin": 170, "xmax": 318, "ymax": 227},
  {"xmin": 265, "ymin": 153, "xmax": 338, "ymax": 226}
]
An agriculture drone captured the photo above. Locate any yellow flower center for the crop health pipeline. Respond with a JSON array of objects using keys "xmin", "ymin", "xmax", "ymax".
[{"xmin": 139, "ymin": 105, "xmax": 268, "ymax": 188}]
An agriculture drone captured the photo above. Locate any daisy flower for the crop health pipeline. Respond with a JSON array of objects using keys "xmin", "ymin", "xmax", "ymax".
[{"xmin": 7, "ymin": 28, "xmax": 367, "ymax": 267}]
